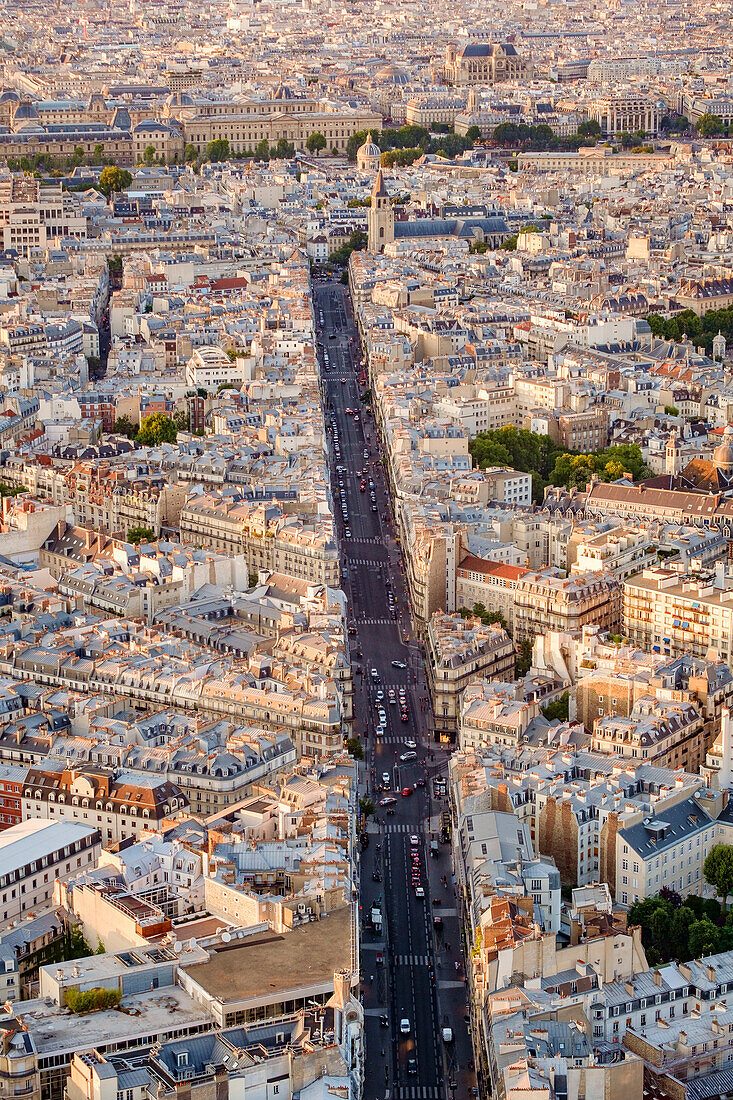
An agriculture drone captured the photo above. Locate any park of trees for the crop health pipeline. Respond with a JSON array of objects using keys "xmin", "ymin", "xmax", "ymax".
[
  {"xmin": 629, "ymin": 845, "xmax": 733, "ymax": 965},
  {"xmin": 468, "ymin": 425, "xmax": 651, "ymax": 502}
]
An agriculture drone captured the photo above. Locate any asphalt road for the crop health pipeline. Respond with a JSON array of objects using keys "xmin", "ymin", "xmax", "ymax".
[{"xmin": 314, "ymin": 280, "xmax": 475, "ymax": 1100}]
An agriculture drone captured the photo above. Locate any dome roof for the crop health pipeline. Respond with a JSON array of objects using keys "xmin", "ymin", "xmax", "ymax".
[
  {"xmin": 358, "ymin": 139, "xmax": 381, "ymax": 157},
  {"xmin": 165, "ymin": 91, "xmax": 193, "ymax": 107},
  {"xmin": 375, "ymin": 63, "xmax": 409, "ymax": 85},
  {"xmin": 714, "ymin": 423, "xmax": 733, "ymax": 470},
  {"xmin": 0, "ymin": 90, "xmax": 19, "ymax": 104},
  {"xmin": 13, "ymin": 101, "xmax": 38, "ymax": 121}
]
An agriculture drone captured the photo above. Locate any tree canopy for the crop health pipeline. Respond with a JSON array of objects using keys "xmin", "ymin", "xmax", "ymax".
[
  {"xmin": 704, "ymin": 844, "xmax": 733, "ymax": 910},
  {"xmin": 306, "ymin": 132, "xmax": 327, "ymax": 155},
  {"xmin": 98, "ymin": 166, "xmax": 132, "ymax": 198},
  {"xmin": 469, "ymin": 425, "xmax": 651, "ymax": 501},
  {"xmin": 136, "ymin": 413, "xmax": 177, "ymax": 447},
  {"xmin": 629, "ymin": 890, "xmax": 733, "ymax": 965},
  {"xmin": 205, "ymin": 139, "xmax": 231, "ymax": 162},
  {"xmin": 646, "ymin": 306, "xmax": 733, "ymax": 356}
]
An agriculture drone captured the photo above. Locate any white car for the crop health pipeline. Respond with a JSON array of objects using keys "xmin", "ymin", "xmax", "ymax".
[
  {"xmin": 400, "ymin": 1018, "xmax": 410, "ymax": 1034},
  {"xmin": 415, "ymin": 886, "xmax": 424, "ymax": 898},
  {"xmin": 403, "ymin": 739, "xmax": 416, "ymax": 749},
  {"xmin": 400, "ymin": 751, "xmax": 417, "ymax": 762},
  {"xmin": 409, "ymin": 835, "xmax": 419, "ymax": 847}
]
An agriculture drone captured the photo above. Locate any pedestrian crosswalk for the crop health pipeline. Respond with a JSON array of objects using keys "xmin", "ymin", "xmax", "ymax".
[
  {"xmin": 358, "ymin": 617, "xmax": 396, "ymax": 625},
  {"xmin": 395, "ymin": 1088, "xmax": 443, "ymax": 1099},
  {"xmin": 392, "ymin": 954, "xmax": 431, "ymax": 967},
  {"xmin": 382, "ymin": 823, "xmax": 419, "ymax": 834}
]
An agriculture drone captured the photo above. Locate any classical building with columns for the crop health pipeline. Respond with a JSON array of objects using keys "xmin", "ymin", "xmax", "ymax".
[{"xmin": 588, "ymin": 94, "xmax": 659, "ymax": 136}]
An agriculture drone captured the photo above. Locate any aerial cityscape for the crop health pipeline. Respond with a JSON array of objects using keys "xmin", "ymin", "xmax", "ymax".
[{"xmin": 2, "ymin": 2, "xmax": 733, "ymax": 1100}]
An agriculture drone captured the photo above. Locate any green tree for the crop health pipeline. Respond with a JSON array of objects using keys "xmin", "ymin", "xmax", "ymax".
[
  {"xmin": 98, "ymin": 166, "xmax": 133, "ymax": 198},
  {"xmin": 704, "ymin": 844, "xmax": 733, "ymax": 910},
  {"xmin": 515, "ymin": 638, "xmax": 533, "ymax": 678},
  {"xmin": 671, "ymin": 905, "xmax": 696, "ymax": 959},
  {"xmin": 359, "ymin": 796, "xmax": 375, "ymax": 818},
  {"xmin": 127, "ymin": 526, "xmax": 155, "ymax": 545},
  {"xmin": 143, "ymin": 144, "xmax": 156, "ymax": 166},
  {"xmin": 274, "ymin": 137, "xmax": 295, "ymax": 159},
  {"xmin": 577, "ymin": 119, "xmax": 602, "ymax": 139},
  {"xmin": 346, "ymin": 736, "xmax": 364, "ymax": 760},
  {"xmin": 465, "ymin": 125, "xmax": 481, "ymax": 144},
  {"xmin": 346, "ymin": 129, "xmax": 369, "ymax": 162},
  {"xmin": 91, "ymin": 143, "xmax": 104, "ymax": 165},
  {"xmin": 136, "ymin": 413, "xmax": 177, "ymax": 447},
  {"xmin": 664, "ymin": 405, "xmax": 679, "ymax": 416},
  {"xmin": 541, "ymin": 692, "xmax": 570, "ymax": 722},
  {"xmin": 112, "ymin": 415, "xmax": 138, "ymax": 439},
  {"xmin": 184, "ymin": 143, "xmax": 198, "ymax": 163},
  {"xmin": 255, "ymin": 139, "xmax": 270, "ymax": 161},
  {"xmin": 697, "ymin": 113, "xmax": 725, "ymax": 137},
  {"xmin": 688, "ymin": 917, "xmax": 721, "ymax": 958},
  {"xmin": 205, "ymin": 138, "xmax": 231, "ymax": 162},
  {"xmin": 306, "ymin": 131, "xmax": 327, "ymax": 155}
]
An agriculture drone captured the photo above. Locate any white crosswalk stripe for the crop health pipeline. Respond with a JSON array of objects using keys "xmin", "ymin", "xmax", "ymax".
[
  {"xmin": 382, "ymin": 822, "xmax": 414, "ymax": 833},
  {"xmin": 357, "ymin": 617, "xmax": 396, "ymax": 625},
  {"xmin": 396, "ymin": 1088, "xmax": 442, "ymax": 1099},
  {"xmin": 393, "ymin": 954, "xmax": 430, "ymax": 967}
]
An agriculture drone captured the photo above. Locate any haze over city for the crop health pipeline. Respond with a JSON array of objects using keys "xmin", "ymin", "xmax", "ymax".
[{"xmin": 0, "ymin": 3, "xmax": 733, "ymax": 1100}]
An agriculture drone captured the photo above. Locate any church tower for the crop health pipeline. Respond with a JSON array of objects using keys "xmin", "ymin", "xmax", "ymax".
[
  {"xmin": 368, "ymin": 169, "xmax": 394, "ymax": 254},
  {"xmin": 665, "ymin": 429, "xmax": 681, "ymax": 476}
]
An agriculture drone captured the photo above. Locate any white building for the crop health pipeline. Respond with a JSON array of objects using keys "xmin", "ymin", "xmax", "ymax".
[{"xmin": 0, "ymin": 819, "xmax": 100, "ymax": 933}]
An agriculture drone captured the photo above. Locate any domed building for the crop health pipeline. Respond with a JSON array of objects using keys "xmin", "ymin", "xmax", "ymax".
[
  {"xmin": 356, "ymin": 136, "xmax": 381, "ymax": 172},
  {"xmin": 715, "ymin": 424, "xmax": 733, "ymax": 473},
  {"xmin": 443, "ymin": 41, "xmax": 532, "ymax": 87},
  {"xmin": 653, "ymin": 422, "xmax": 733, "ymax": 495},
  {"xmin": 10, "ymin": 100, "xmax": 39, "ymax": 131},
  {"xmin": 374, "ymin": 63, "xmax": 410, "ymax": 86}
]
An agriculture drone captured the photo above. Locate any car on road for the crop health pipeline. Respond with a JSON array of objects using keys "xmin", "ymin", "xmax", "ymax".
[
  {"xmin": 388, "ymin": 689, "xmax": 396, "ymax": 703},
  {"xmin": 407, "ymin": 1058, "xmax": 417, "ymax": 1075},
  {"xmin": 416, "ymin": 777, "xmax": 425, "ymax": 787},
  {"xmin": 400, "ymin": 1018, "xmax": 410, "ymax": 1034},
  {"xmin": 410, "ymin": 835, "xmax": 419, "ymax": 846},
  {"xmin": 344, "ymin": 528, "xmax": 351, "ymax": 538},
  {"xmin": 381, "ymin": 772, "xmax": 391, "ymax": 785},
  {"xmin": 415, "ymin": 886, "xmax": 424, "ymax": 898},
  {"xmin": 401, "ymin": 787, "xmax": 413, "ymax": 797},
  {"xmin": 400, "ymin": 751, "xmax": 417, "ymax": 761},
  {"xmin": 379, "ymin": 1015, "xmax": 388, "ymax": 1027},
  {"xmin": 391, "ymin": 660, "xmax": 407, "ymax": 668},
  {"xmin": 403, "ymin": 739, "xmax": 416, "ymax": 749},
  {"xmin": 378, "ymin": 796, "xmax": 396, "ymax": 807},
  {"xmin": 375, "ymin": 690, "xmax": 384, "ymax": 700}
]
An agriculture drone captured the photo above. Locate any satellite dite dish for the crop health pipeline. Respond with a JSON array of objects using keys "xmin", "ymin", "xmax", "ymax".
[
  {"xmin": 190, "ymin": 937, "xmax": 197, "ymax": 948},
  {"xmin": 222, "ymin": 931, "xmax": 231, "ymax": 943},
  {"xmin": 173, "ymin": 941, "xmax": 182, "ymax": 954}
]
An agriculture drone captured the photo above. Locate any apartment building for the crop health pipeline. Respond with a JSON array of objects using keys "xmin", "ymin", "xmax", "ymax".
[
  {"xmin": 591, "ymin": 697, "xmax": 706, "ymax": 772},
  {"xmin": 21, "ymin": 765, "xmax": 187, "ymax": 846},
  {"xmin": 426, "ymin": 613, "xmax": 514, "ymax": 742},
  {"xmin": 482, "ymin": 467, "xmax": 532, "ymax": 507},
  {"xmin": 514, "ymin": 568, "xmax": 622, "ymax": 644},
  {"xmin": 455, "ymin": 555, "xmax": 529, "ymax": 629},
  {"xmin": 459, "ymin": 684, "xmax": 542, "ymax": 751},
  {"xmin": 623, "ymin": 565, "xmax": 733, "ymax": 663},
  {"xmin": 180, "ymin": 493, "xmax": 340, "ymax": 586},
  {"xmin": 615, "ymin": 787, "xmax": 731, "ymax": 907},
  {"xmin": 0, "ymin": 819, "xmax": 100, "ymax": 933},
  {"xmin": 568, "ymin": 523, "xmax": 659, "ymax": 580}
]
